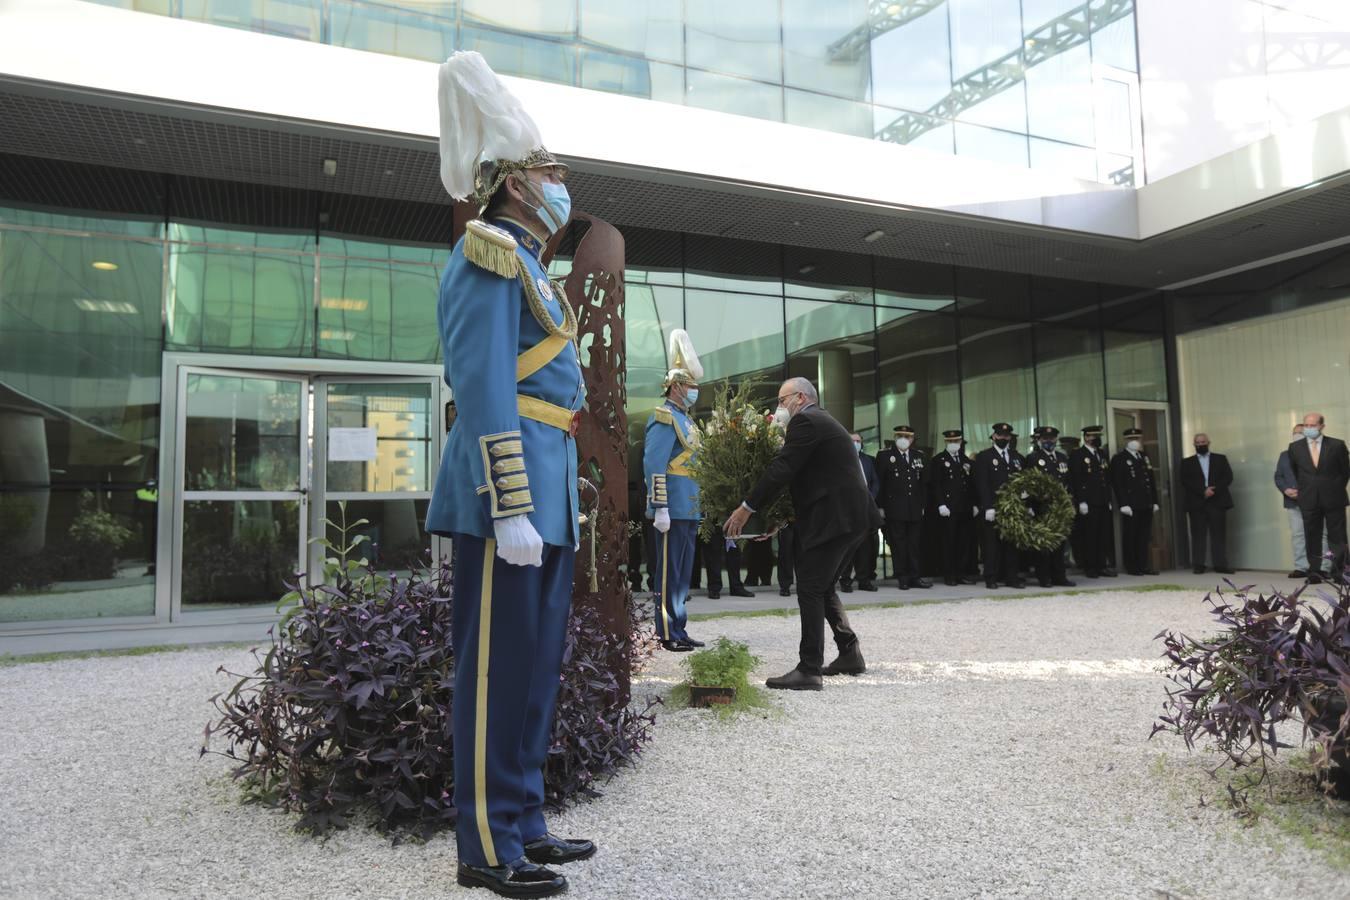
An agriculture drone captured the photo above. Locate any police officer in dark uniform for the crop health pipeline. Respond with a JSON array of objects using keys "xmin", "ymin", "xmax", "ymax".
[
  {"xmin": 1058, "ymin": 435, "xmax": 1084, "ymax": 570},
  {"xmin": 876, "ymin": 425, "xmax": 931, "ymax": 589},
  {"xmin": 930, "ymin": 428, "xmax": 979, "ymax": 586},
  {"xmin": 1026, "ymin": 426, "xmax": 1076, "ymax": 588},
  {"xmin": 1069, "ymin": 425, "xmax": 1117, "ymax": 578},
  {"xmin": 974, "ymin": 422, "xmax": 1026, "ymax": 589},
  {"xmin": 1111, "ymin": 427, "xmax": 1160, "ymax": 576}
]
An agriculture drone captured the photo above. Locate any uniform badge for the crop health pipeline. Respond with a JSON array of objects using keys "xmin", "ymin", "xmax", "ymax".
[
  {"xmin": 943, "ymin": 460, "xmax": 951, "ymax": 468},
  {"xmin": 536, "ymin": 277, "xmax": 555, "ymax": 301},
  {"xmin": 1037, "ymin": 458, "xmax": 1047, "ymax": 467},
  {"xmin": 889, "ymin": 455, "xmax": 896, "ymax": 463},
  {"xmin": 992, "ymin": 457, "xmax": 1000, "ymax": 467}
]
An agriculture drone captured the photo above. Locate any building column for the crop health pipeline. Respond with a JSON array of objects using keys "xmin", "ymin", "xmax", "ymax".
[{"xmin": 817, "ymin": 349, "xmax": 854, "ymax": 432}]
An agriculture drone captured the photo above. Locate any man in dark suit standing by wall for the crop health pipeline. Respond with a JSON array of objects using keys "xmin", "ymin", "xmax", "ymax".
[
  {"xmin": 1179, "ymin": 433, "xmax": 1234, "ymax": 575},
  {"xmin": 725, "ymin": 378, "xmax": 877, "ymax": 690},
  {"xmin": 1274, "ymin": 424, "xmax": 1309, "ymax": 578},
  {"xmin": 974, "ymin": 422, "xmax": 1026, "ymax": 589},
  {"xmin": 839, "ymin": 432, "xmax": 881, "ymax": 593},
  {"xmin": 876, "ymin": 424, "xmax": 932, "ymax": 590},
  {"xmin": 1111, "ymin": 427, "xmax": 1160, "ymax": 576},
  {"xmin": 1288, "ymin": 412, "xmax": 1350, "ymax": 584}
]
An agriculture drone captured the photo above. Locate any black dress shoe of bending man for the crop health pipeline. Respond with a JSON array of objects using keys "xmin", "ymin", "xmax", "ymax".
[
  {"xmin": 681, "ymin": 637, "xmax": 706, "ymax": 648},
  {"xmin": 457, "ymin": 859, "xmax": 567, "ymax": 898},
  {"xmin": 524, "ymin": 833, "xmax": 597, "ymax": 865},
  {"xmin": 729, "ymin": 586, "xmax": 754, "ymax": 598},
  {"xmin": 765, "ymin": 668, "xmax": 824, "ymax": 691},
  {"xmin": 912, "ymin": 578, "xmax": 933, "ymax": 589},
  {"xmin": 660, "ymin": 640, "xmax": 693, "ymax": 652},
  {"xmin": 821, "ymin": 645, "xmax": 866, "ymax": 676},
  {"xmin": 706, "ymin": 590, "xmax": 721, "ymax": 599},
  {"xmin": 858, "ymin": 581, "xmax": 878, "ymax": 591}
]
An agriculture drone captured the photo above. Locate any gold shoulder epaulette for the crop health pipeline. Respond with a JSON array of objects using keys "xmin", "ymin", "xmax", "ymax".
[
  {"xmin": 652, "ymin": 407, "xmax": 674, "ymax": 425},
  {"xmin": 464, "ymin": 219, "xmax": 520, "ymax": 278}
]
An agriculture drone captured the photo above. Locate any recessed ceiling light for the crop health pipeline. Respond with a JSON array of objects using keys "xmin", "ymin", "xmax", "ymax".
[
  {"xmin": 798, "ymin": 264, "xmax": 817, "ymax": 275},
  {"xmin": 321, "ymin": 298, "xmax": 369, "ymax": 312},
  {"xmin": 91, "ymin": 260, "xmax": 118, "ymax": 271},
  {"xmin": 322, "ymin": 158, "xmax": 338, "ymax": 177},
  {"xmin": 73, "ymin": 298, "xmax": 137, "ymax": 314},
  {"xmin": 319, "ymin": 328, "xmax": 355, "ymax": 341},
  {"xmin": 863, "ymin": 229, "xmax": 885, "ymax": 243}
]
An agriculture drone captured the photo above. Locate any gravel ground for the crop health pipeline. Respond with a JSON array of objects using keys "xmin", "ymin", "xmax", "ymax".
[{"xmin": 2, "ymin": 589, "xmax": 1347, "ymax": 899}]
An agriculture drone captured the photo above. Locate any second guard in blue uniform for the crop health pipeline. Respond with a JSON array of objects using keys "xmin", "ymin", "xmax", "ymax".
[{"xmin": 644, "ymin": 330, "xmax": 705, "ymax": 652}]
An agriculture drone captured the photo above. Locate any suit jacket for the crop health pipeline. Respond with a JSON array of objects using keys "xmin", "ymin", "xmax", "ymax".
[
  {"xmin": 1179, "ymin": 452, "xmax": 1233, "ymax": 512},
  {"xmin": 859, "ymin": 451, "xmax": 880, "ymax": 502},
  {"xmin": 875, "ymin": 445, "xmax": 928, "ymax": 522},
  {"xmin": 1273, "ymin": 450, "xmax": 1299, "ymax": 511},
  {"xmin": 973, "ymin": 445, "xmax": 1025, "ymax": 511},
  {"xmin": 1288, "ymin": 435, "xmax": 1350, "ymax": 511},
  {"xmin": 1110, "ymin": 449, "xmax": 1158, "ymax": 510},
  {"xmin": 745, "ymin": 404, "xmax": 879, "ymax": 552},
  {"xmin": 930, "ymin": 449, "xmax": 974, "ymax": 512},
  {"xmin": 1069, "ymin": 445, "xmax": 1110, "ymax": 507}
]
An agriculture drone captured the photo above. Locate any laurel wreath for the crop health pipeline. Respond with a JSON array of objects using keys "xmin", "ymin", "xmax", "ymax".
[{"xmin": 994, "ymin": 467, "xmax": 1075, "ymax": 552}]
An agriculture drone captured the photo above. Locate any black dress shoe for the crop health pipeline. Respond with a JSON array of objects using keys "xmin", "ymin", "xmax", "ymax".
[
  {"xmin": 1038, "ymin": 579, "xmax": 1053, "ymax": 588},
  {"xmin": 681, "ymin": 637, "xmax": 705, "ymax": 648},
  {"xmin": 1053, "ymin": 579, "xmax": 1076, "ymax": 587},
  {"xmin": 1307, "ymin": 572, "xmax": 1325, "ymax": 584},
  {"xmin": 912, "ymin": 578, "xmax": 932, "ymax": 589},
  {"xmin": 765, "ymin": 668, "xmax": 823, "ymax": 691},
  {"xmin": 944, "ymin": 577, "xmax": 959, "ymax": 586},
  {"xmin": 1141, "ymin": 568, "xmax": 1160, "ymax": 576},
  {"xmin": 1100, "ymin": 568, "xmax": 1118, "ymax": 577},
  {"xmin": 660, "ymin": 640, "xmax": 693, "ymax": 652},
  {"xmin": 898, "ymin": 579, "xmax": 911, "ymax": 591},
  {"xmin": 959, "ymin": 577, "xmax": 978, "ymax": 585},
  {"xmin": 1288, "ymin": 570, "xmax": 1307, "ymax": 579},
  {"xmin": 457, "ymin": 860, "xmax": 567, "ymax": 898},
  {"xmin": 524, "ymin": 833, "xmax": 597, "ymax": 866},
  {"xmin": 1215, "ymin": 567, "xmax": 1235, "ymax": 575},
  {"xmin": 821, "ymin": 644, "xmax": 866, "ymax": 676},
  {"xmin": 729, "ymin": 586, "xmax": 754, "ymax": 598},
  {"xmin": 985, "ymin": 580, "xmax": 999, "ymax": 589},
  {"xmin": 1192, "ymin": 566, "xmax": 1206, "ymax": 574},
  {"xmin": 1085, "ymin": 570, "xmax": 1100, "ymax": 579},
  {"xmin": 840, "ymin": 582, "xmax": 854, "ymax": 593},
  {"xmin": 706, "ymin": 590, "xmax": 721, "ymax": 599},
  {"xmin": 858, "ymin": 581, "xmax": 878, "ymax": 591},
  {"xmin": 779, "ymin": 587, "xmax": 791, "ymax": 596},
  {"xmin": 1010, "ymin": 579, "xmax": 1027, "ymax": 588}
]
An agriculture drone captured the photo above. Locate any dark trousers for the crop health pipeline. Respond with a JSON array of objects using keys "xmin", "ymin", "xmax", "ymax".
[
  {"xmin": 744, "ymin": 538, "xmax": 774, "ymax": 586},
  {"xmin": 840, "ymin": 527, "xmax": 880, "ymax": 585},
  {"xmin": 777, "ymin": 525, "xmax": 795, "ymax": 590},
  {"xmin": 886, "ymin": 518, "xmax": 923, "ymax": 581},
  {"xmin": 793, "ymin": 529, "xmax": 864, "ymax": 675},
  {"xmin": 451, "ymin": 533, "xmax": 574, "ymax": 868},
  {"xmin": 1188, "ymin": 505, "xmax": 1229, "ymax": 569},
  {"xmin": 938, "ymin": 513, "xmax": 974, "ymax": 581},
  {"xmin": 1101, "ymin": 508, "xmax": 1117, "ymax": 567},
  {"xmin": 1121, "ymin": 508, "xmax": 1154, "ymax": 573},
  {"xmin": 1035, "ymin": 543, "xmax": 1068, "ymax": 584},
  {"xmin": 1303, "ymin": 504, "xmax": 1349, "ymax": 575},
  {"xmin": 981, "ymin": 519, "xmax": 1020, "ymax": 583},
  {"xmin": 700, "ymin": 535, "xmax": 745, "ymax": 592}
]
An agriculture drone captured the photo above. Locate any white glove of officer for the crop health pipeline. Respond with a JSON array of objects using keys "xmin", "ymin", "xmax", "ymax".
[
  {"xmin": 1078, "ymin": 502, "xmax": 1089, "ymax": 516},
  {"xmin": 493, "ymin": 515, "xmax": 544, "ymax": 568},
  {"xmin": 1152, "ymin": 503, "xmax": 1160, "ymax": 512},
  {"xmin": 938, "ymin": 505, "xmax": 951, "ymax": 518},
  {"xmin": 653, "ymin": 508, "xmax": 672, "ymax": 533},
  {"xmin": 984, "ymin": 508, "xmax": 995, "ymax": 523},
  {"xmin": 971, "ymin": 506, "xmax": 979, "ymax": 518},
  {"xmin": 1120, "ymin": 505, "xmax": 1133, "ymax": 517}
]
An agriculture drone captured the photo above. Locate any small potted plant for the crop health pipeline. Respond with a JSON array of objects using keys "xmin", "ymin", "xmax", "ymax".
[
  {"xmin": 683, "ymin": 636, "xmax": 760, "ymax": 708},
  {"xmin": 1152, "ymin": 563, "xmax": 1350, "ymax": 801}
]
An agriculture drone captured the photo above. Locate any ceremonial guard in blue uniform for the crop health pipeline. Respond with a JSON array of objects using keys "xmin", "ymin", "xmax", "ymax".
[
  {"xmin": 425, "ymin": 51, "xmax": 592, "ymax": 899},
  {"xmin": 1025, "ymin": 426, "xmax": 1076, "ymax": 588},
  {"xmin": 644, "ymin": 330, "xmax": 705, "ymax": 652}
]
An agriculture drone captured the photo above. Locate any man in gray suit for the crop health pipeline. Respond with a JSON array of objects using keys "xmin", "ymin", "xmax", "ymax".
[{"xmin": 1274, "ymin": 424, "xmax": 1308, "ymax": 578}]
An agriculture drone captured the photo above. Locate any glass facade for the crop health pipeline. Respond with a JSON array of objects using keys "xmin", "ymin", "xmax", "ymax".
[{"xmin": 87, "ymin": 0, "xmax": 1141, "ymax": 184}]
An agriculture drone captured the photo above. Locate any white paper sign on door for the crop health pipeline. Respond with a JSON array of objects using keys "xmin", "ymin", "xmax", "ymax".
[{"xmin": 328, "ymin": 427, "xmax": 378, "ymax": 461}]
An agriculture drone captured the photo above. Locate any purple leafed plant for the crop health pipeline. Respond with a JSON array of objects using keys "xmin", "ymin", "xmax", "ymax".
[
  {"xmin": 1152, "ymin": 564, "xmax": 1350, "ymax": 806},
  {"xmin": 203, "ymin": 552, "xmax": 657, "ymax": 838}
]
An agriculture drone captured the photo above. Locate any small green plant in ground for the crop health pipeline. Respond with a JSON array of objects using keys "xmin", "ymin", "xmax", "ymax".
[{"xmin": 669, "ymin": 636, "xmax": 774, "ymax": 717}]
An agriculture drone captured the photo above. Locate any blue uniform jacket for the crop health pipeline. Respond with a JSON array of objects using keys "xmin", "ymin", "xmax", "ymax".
[
  {"xmin": 425, "ymin": 218, "xmax": 584, "ymax": 547},
  {"xmin": 644, "ymin": 400, "xmax": 700, "ymax": 521}
]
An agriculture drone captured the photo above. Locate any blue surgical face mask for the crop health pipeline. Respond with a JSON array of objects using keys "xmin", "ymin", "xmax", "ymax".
[
  {"xmin": 683, "ymin": 387, "xmax": 699, "ymax": 407},
  {"xmin": 1041, "ymin": 440, "xmax": 1057, "ymax": 452},
  {"xmin": 853, "ymin": 441, "xmax": 862, "ymax": 453},
  {"xmin": 946, "ymin": 442, "xmax": 962, "ymax": 455},
  {"xmin": 532, "ymin": 181, "xmax": 571, "ymax": 234},
  {"xmin": 1305, "ymin": 426, "xmax": 1322, "ymax": 439}
]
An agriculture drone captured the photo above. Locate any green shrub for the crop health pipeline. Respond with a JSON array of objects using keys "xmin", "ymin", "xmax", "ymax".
[{"xmin": 683, "ymin": 636, "xmax": 760, "ymax": 688}]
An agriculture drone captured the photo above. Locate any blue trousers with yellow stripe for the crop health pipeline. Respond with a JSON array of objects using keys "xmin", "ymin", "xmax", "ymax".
[
  {"xmin": 653, "ymin": 520, "xmax": 697, "ymax": 642},
  {"xmin": 451, "ymin": 533, "xmax": 574, "ymax": 868}
]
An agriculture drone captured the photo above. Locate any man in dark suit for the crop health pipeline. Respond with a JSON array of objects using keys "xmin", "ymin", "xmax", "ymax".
[
  {"xmin": 725, "ymin": 378, "xmax": 877, "ymax": 690},
  {"xmin": 1180, "ymin": 433, "xmax": 1234, "ymax": 574},
  {"xmin": 839, "ymin": 432, "xmax": 881, "ymax": 593},
  {"xmin": 1274, "ymin": 424, "xmax": 1309, "ymax": 578},
  {"xmin": 876, "ymin": 424, "xmax": 932, "ymax": 590},
  {"xmin": 1111, "ymin": 427, "xmax": 1159, "ymax": 576},
  {"xmin": 974, "ymin": 422, "xmax": 1026, "ymax": 589},
  {"xmin": 1026, "ymin": 426, "xmax": 1075, "ymax": 588},
  {"xmin": 930, "ymin": 428, "xmax": 979, "ymax": 586},
  {"xmin": 1288, "ymin": 412, "xmax": 1350, "ymax": 584}
]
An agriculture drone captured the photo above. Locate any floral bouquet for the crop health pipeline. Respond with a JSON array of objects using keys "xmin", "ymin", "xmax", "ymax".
[{"xmin": 690, "ymin": 381, "xmax": 794, "ymax": 542}]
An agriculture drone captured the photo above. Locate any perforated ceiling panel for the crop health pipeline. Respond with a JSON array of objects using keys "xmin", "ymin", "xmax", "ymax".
[{"xmin": 3, "ymin": 79, "xmax": 1350, "ymax": 288}]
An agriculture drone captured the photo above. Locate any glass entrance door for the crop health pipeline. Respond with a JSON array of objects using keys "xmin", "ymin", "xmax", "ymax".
[
  {"xmin": 1108, "ymin": 403, "xmax": 1176, "ymax": 572},
  {"xmin": 175, "ymin": 369, "xmax": 308, "ymax": 612},
  {"xmin": 311, "ymin": 378, "xmax": 437, "ymax": 577}
]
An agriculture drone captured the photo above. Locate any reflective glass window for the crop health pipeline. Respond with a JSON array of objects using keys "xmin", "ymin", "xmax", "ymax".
[
  {"xmin": 462, "ymin": 0, "xmax": 576, "ymax": 36},
  {"xmin": 581, "ymin": 51, "xmax": 684, "ymax": 103},
  {"xmin": 870, "ymin": 6, "xmax": 951, "ymax": 113},
  {"xmin": 1092, "ymin": 11, "xmax": 1138, "ymax": 72},
  {"xmin": 1029, "ymin": 138, "xmax": 1098, "ymax": 181},
  {"xmin": 954, "ymin": 122, "xmax": 1029, "ymax": 168},
  {"xmin": 785, "ymin": 89, "xmax": 872, "ymax": 139},
  {"xmin": 1025, "ymin": 43, "xmax": 1094, "ymax": 146},
  {"xmin": 782, "ymin": 0, "xmax": 870, "ymax": 101},
  {"xmin": 684, "ymin": 69, "xmax": 784, "ymax": 123},
  {"xmin": 1021, "ymin": 0, "xmax": 1083, "ymax": 27},
  {"xmin": 684, "ymin": 0, "xmax": 782, "ymax": 83},
  {"xmin": 1034, "ymin": 319, "xmax": 1105, "ymax": 437},
  {"xmin": 783, "ymin": 247, "xmax": 873, "ymax": 303},
  {"xmin": 876, "ymin": 308, "xmax": 960, "ymax": 451},
  {"xmin": 178, "ymin": 0, "xmax": 322, "ymax": 40},
  {"xmin": 683, "ymin": 235, "xmax": 782, "ymax": 295},
  {"xmin": 330, "ymin": 1, "xmax": 456, "ymax": 62},
  {"xmin": 959, "ymin": 316, "xmax": 1036, "ymax": 443},
  {"xmin": 956, "ymin": 267, "xmax": 1031, "ymax": 319},
  {"xmin": 956, "ymin": 82, "xmax": 1028, "ymax": 135},
  {"xmin": 1102, "ymin": 288, "xmax": 1167, "ymax": 401},
  {"xmin": 317, "ymin": 241, "xmax": 440, "ymax": 363},
  {"xmin": 875, "ymin": 258, "xmax": 956, "ymax": 311},
  {"xmin": 877, "ymin": 110, "xmax": 956, "ymax": 156},
  {"xmin": 684, "ymin": 290, "xmax": 785, "ymax": 387},
  {"xmin": 1031, "ymin": 275, "xmax": 1098, "ymax": 321},
  {"xmin": 579, "ymin": 0, "xmax": 684, "ymax": 64},
  {"xmin": 460, "ymin": 26, "xmax": 577, "ymax": 86},
  {"xmin": 787, "ymin": 300, "xmax": 876, "ymax": 439},
  {"xmin": 948, "ymin": 0, "xmax": 1024, "ymax": 79}
]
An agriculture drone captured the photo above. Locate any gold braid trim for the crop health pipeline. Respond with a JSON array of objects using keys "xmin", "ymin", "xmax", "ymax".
[
  {"xmin": 520, "ymin": 271, "xmax": 578, "ymax": 342},
  {"xmin": 463, "ymin": 220, "xmax": 520, "ymax": 279}
]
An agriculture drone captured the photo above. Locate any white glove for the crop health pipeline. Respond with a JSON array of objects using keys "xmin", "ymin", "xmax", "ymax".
[
  {"xmin": 1078, "ymin": 502, "xmax": 1089, "ymax": 516},
  {"xmin": 494, "ymin": 515, "xmax": 544, "ymax": 568},
  {"xmin": 938, "ymin": 504, "xmax": 951, "ymax": 517},
  {"xmin": 984, "ymin": 508, "xmax": 995, "ymax": 523},
  {"xmin": 971, "ymin": 506, "xmax": 979, "ymax": 518},
  {"xmin": 1120, "ymin": 505, "xmax": 1133, "ymax": 517},
  {"xmin": 654, "ymin": 508, "xmax": 671, "ymax": 533},
  {"xmin": 1027, "ymin": 508, "xmax": 1036, "ymax": 518},
  {"xmin": 1152, "ymin": 503, "xmax": 1160, "ymax": 512},
  {"xmin": 879, "ymin": 509, "xmax": 886, "ymax": 521}
]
